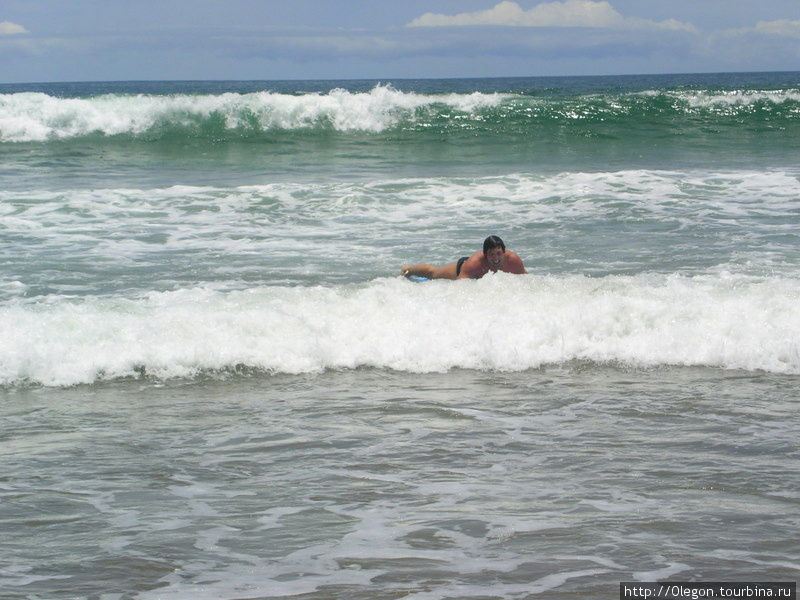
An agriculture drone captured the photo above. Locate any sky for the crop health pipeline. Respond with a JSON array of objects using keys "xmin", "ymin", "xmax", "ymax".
[{"xmin": 1, "ymin": 0, "xmax": 799, "ymax": 83}]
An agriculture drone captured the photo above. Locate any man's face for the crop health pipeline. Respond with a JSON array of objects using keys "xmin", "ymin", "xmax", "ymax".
[{"xmin": 486, "ymin": 247, "xmax": 504, "ymax": 268}]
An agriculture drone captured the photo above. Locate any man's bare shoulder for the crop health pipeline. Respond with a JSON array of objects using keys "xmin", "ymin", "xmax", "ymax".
[{"xmin": 503, "ymin": 251, "xmax": 527, "ymax": 274}]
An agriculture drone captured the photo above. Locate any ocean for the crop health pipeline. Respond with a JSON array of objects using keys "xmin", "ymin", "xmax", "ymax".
[{"xmin": 1, "ymin": 73, "xmax": 798, "ymax": 599}]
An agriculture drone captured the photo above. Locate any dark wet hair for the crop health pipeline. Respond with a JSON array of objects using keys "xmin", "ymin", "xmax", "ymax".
[{"xmin": 483, "ymin": 235, "xmax": 505, "ymax": 255}]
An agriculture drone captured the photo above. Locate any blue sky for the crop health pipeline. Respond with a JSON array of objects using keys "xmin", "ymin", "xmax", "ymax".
[{"xmin": 1, "ymin": 0, "xmax": 799, "ymax": 82}]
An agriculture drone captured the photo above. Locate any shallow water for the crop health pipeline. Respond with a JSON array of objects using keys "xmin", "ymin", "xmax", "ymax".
[{"xmin": 3, "ymin": 367, "xmax": 798, "ymax": 599}]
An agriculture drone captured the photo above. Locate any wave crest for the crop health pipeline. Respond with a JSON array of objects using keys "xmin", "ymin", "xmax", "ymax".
[
  {"xmin": 5, "ymin": 84, "xmax": 800, "ymax": 143},
  {"xmin": 3, "ymin": 273, "xmax": 799, "ymax": 386},
  {"xmin": 0, "ymin": 86, "xmax": 506, "ymax": 142}
]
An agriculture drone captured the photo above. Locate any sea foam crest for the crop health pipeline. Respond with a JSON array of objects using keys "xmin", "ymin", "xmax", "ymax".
[
  {"xmin": 2, "ymin": 273, "xmax": 798, "ymax": 387},
  {"xmin": 656, "ymin": 88, "xmax": 800, "ymax": 111},
  {"xmin": 0, "ymin": 86, "xmax": 506, "ymax": 142}
]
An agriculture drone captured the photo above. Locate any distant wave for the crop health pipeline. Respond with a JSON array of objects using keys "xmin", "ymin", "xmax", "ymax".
[
  {"xmin": 0, "ymin": 86, "xmax": 506, "ymax": 142},
  {"xmin": 2, "ymin": 85, "xmax": 800, "ymax": 143},
  {"xmin": 2, "ymin": 273, "xmax": 798, "ymax": 386}
]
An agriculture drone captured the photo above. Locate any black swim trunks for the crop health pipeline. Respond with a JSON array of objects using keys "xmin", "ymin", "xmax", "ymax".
[{"xmin": 456, "ymin": 256, "xmax": 469, "ymax": 276}]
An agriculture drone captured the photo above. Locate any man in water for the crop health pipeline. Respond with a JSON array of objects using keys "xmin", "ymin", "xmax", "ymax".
[{"xmin": 401, "ymin": 235, "xmax": 527, "ymax": 280}]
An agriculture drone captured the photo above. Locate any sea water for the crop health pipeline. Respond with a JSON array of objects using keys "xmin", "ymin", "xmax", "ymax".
[{"xmin": 1, "ymin": 73, "xmax": 798, "ymax": 599}]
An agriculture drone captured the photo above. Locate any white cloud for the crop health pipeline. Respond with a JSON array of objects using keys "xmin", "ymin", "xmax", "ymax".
[
  {"xmin": 698, "ymin": 18, "xmax": 800, "ymax": 72},
  {"xmin": 0, "ymin": 20, "xmax": 28, "ymax": 35},
  {"xmin": 753, "ymin": 19, "xmax": 800, "ymax": 38},
  {"xmin": 407, "ymin": 0, "xmax": 696, "ymax": 32},
  {"xmin": 719, "ymin": 18, "xmax": 800, "ymax": 40}
]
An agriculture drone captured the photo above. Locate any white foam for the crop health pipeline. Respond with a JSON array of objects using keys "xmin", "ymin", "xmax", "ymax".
[
  {"xmin": 635, "ymin": 88, "xmax": 800, "ymax": 110},
  {"xmin": 2, "ymin": 168, "xmax": 797, "ymax": 302},
  {"xmin": 2, "ymin": 272, "xmax": 798, "ymax": 386},
  {"xmin": 633, "ymin": 562, "xmax": 692, "ymax": 581},
  {"xmin": 0, "ymin": 86, "xmax": 506, "ymax": 141},
  {"xmin": 681, "ymin": 89, "xmax": 800, "ymax": 109}
]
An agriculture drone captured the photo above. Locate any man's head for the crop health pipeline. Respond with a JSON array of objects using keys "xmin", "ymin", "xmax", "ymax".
[
  {"xmin": 483, "ymin": 235, "xmax": 506, "ymax": 269},
  {"xmin": 483, "ymin": 235, "xmax": 505, "ymax": 255}
]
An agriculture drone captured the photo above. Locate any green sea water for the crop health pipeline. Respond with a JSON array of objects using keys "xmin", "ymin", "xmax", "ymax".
[{"xmin": 2, "ymin": 72, "xmax": 800, "ymax": 190}]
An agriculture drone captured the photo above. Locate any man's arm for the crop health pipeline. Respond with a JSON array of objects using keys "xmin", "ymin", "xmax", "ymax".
[{"xmin": 456, "ymin": 253, "xmax": 487, "ymax": 279}]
